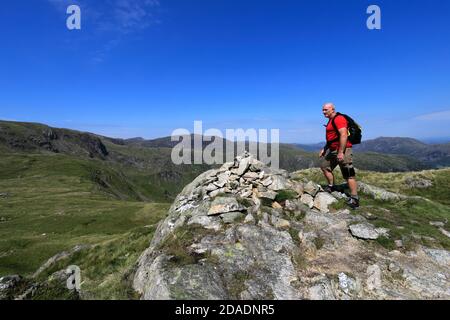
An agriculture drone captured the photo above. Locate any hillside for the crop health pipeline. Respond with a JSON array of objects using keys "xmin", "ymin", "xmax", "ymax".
[
  {"xmin": 354, "ymin": 137, "xmax": 450, "ymax": 167},
  {"xmin": 1, "ymin": 151, "xmax": 449, "ymax": 299},
  {"xmin": 0, "ymin": 120, "xmax": 438, "ymax": 179},
  {"xmin": 295, "ymin": 137, "xmax": 450, "ymax": 169}
]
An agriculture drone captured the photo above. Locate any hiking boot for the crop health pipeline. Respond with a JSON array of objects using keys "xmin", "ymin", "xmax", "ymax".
[
  {"xmin": 346, "ymin": 196, "xmax": 360, "ymax": 209},
  {"xmin": 324, "ymin": 185, "xmax": 336, "ymax": 193}
]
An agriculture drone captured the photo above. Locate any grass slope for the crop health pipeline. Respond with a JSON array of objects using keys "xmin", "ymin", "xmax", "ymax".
[
  {"xmin": 0, "ymin": 153, "xmax": 169, "ymax": 287},
  {"xmin": 293, "ymin": 168, "xmax": 450, "ymax": 250}
]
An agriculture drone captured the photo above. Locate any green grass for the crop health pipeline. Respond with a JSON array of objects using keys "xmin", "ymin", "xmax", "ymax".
[
  {"xmin": 361, "ymin": 197, "xmax": 450, "ymax": 250},
  {"xmin": 1, "ymin": 148, "xmax": 449, "ymax": 299},
  {"xmin": 294, "ymin": 167, "xmax": 450, "ymax": 250},
  {"xmin": 275, "ymin": 189, "xmax": 298, "ymax": 203},
  {"xmin": 157, "ymin": 224, "xmax": 215, "ymax": 267},
  {"xmin": 32, "ymin": 224, "xmax": 166, "ymax": 300},
  {"xmin": 0, "ymin": 153, "xmax": 170, "ymax": 300}
]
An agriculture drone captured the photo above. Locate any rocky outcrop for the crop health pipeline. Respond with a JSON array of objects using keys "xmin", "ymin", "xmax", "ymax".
[
  {"xmin": 132, "ymin": 153, "xmax": 450, "ymax": 300},
  {"xmin": 0, "ymin": 245, "xmax": 90, "ymax": 300},
  {"xmin": 357, "ymin": 182, "xmax": 406, "ymax": 201}
]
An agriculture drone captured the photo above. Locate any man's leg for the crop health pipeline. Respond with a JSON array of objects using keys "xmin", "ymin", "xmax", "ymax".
[
  {"xmin": 321, "ymin": 167, "xmax": 334, "ymax": 185},
  {"xmin": 340, "ymin": 149, "xmax": 359, "ymax": 208},
  {"xmin": 347, "ymin": 177, "xmax": 358, "ymax": 197},
  {"xmin": 320, "ymin": 152, "xmax": 338, "ymax": 192}
]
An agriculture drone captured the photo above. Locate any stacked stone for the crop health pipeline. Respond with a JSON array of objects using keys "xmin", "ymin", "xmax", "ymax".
[{"xmin": 174, "ymin": 152, "xmax": 338, "ymax": 219}]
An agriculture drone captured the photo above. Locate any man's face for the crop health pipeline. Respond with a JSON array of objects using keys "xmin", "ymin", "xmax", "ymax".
[{"xmin": 322, "ymin": 105, "xmax": 334, "ymax": 118}]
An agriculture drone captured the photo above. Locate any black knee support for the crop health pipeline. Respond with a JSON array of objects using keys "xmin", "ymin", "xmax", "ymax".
[{"xmin": 341, "ymin": 167, "xmax": 356, "ymax": 179}]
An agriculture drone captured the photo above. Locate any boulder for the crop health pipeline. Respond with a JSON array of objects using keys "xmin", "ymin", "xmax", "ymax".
[
  {"xmin": 0, "ymin": 275, "xmax": 23, "ymax": 300},
  {"xmin": 358, "ymin": 182, "xmax": 405, "ymax": 201},
  {"xmin": 258, "ymin": 190, "xmax": 278, "ymax": 200},
  {"xmin": 300, "ymin": 194, "xmax": 314, "ymax": 209},
  {"xmin": 304, "ymin": 181, "xmax": 320, "ymax": 197},
  {"xmin": 267, "ymin": 175, "xmax": 291, "ymax": 191},
  {"xmin": 313, "ymin": 192, "xmax": 337, "ymax": 213},
  {"xmin": 349, "ymin": 223, "xmax": 380, "ymax": 240}
]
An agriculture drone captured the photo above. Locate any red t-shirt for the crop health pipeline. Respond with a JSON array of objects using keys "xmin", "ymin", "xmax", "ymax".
[{"xmin": 326, "ymin": 115, "xmax": 353, "ymax": 151}]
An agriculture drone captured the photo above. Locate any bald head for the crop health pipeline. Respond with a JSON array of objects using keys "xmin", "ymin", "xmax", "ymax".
[
  {"xmin": 323, "ymin": 103, "xmax": 335, "ymax": 111},
  {"xmin": 322, "ymin": 103, "xmax": 336, "ymax": 119}
]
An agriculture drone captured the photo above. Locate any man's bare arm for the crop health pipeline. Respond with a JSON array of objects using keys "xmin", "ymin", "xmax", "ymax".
[{"xmin": 338, "ymin": 128, "xmax": 348, "ymax": 154}]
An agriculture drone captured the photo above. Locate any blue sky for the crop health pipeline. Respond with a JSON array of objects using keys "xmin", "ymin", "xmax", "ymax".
[{"xmin": 0, "ymin": 0, "xmax": 449, "ymax": 143}]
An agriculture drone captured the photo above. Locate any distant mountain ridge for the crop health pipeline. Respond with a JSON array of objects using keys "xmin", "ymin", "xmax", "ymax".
[
  {"xmin": 294, "ymin": 137, "xmax": 450, "ymax": 168},
  {"xmin": 0, "ymin": 120, "xmax": 446, "ymax": 203}
]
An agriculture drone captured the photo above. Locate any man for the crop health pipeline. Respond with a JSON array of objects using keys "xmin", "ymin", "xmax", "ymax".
[{"xmin": 319, "ymin": 103, "xmax": 359, "ymax": 209}]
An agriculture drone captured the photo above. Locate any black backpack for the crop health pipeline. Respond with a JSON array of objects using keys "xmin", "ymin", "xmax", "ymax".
[{"xmin": 329, "ymin": 113, "xmax": 362, "ymax": 145}]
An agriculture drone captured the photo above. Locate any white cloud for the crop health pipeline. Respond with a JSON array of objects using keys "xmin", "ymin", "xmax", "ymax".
[
  {"xmin": 414, "ymin": 110, "xmax": 450, "ymax": 121},
  {"xmin": 47, "ymin": 0, "xmax": 161, "ymax": 63}
]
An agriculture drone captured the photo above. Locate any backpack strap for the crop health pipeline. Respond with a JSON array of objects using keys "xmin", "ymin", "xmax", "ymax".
[{"xmin": 325, "ymin": 113, "xmax": 344, "ymax": 148}]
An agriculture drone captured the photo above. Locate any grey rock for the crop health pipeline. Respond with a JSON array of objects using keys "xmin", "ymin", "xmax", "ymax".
[
  {"xmin": 313, "ymin": 192, "xmax": 337, "ymax": 213},
  {"xmin": 304, "ymin": 211, "xmax": 337, "ymax": 229},
  {"xmin": 429, "ymin": 221, "xmax": 445, "ymax": 227},
  {"xmin": 395, "ymin": 240, "xmax": 404, "ymax": 248},
  {"xmin": 439, "ymin": 228, "xmax": 450, "ymax": 238},
  {"xmin": 220, "ymin": 211, "xmax": 244, "ymax": 224},
  {"xmin": 284, "ymin": 199, "xmax": 296, "ymax": 211},
  {"xmin": 272, "ymin": 217, "xmax": 291, "ymax": 230},
  {"xmin": 32, "ymin": 244, "xmax": 91, "ymax": 278},
  {"xmin": 304, "ymin": 181, "xmax": 320, "ymax": 197},
  {"xmin": 188, "ymin": 215, "xmax": 222, "ymax": 231},
  {"xmin": 366, "ymin": 264, "xmax": 382, "ymax": 291},
  {"xmin": 218, "ymin": 162, "xmax": 234, "ymax": 172},
  {"xmin": 264, "ymin": 167, "xmax": 290, "ymax": 178},
  {"xmin": 404, "ymin": 177, "xmax": 432, "ymax": 189},
  {"xmin": 261, "ymin": 177, "xmax": 273, "ymax": 187},
  {"xmin": 308, "ymin": 279, "xmax": 336, "ymax": 300},
  {"xmin": 337, "ymin": 272, "xmax": 358, "ymax": 295},
  {"xmin": 388, "ymin": 263, "xmax": 401, "ymax": 273},
  {"xmin": 205, "ymin": 183, "xmax": 219, "ymax": 192},
  {"xmin": 291, "ymin": 181, "xmax": 304, "ymax": 196},
  {"xmin": 267, "ymin": 175, "xmax": 291, "ymax": 191},
  {"xmin": 239, "ymin": 187, "xmax": 253, "ymax": 198},
  {"xmin": 236, "ymin": 156, "xmax": 252, "ymax": 176},
  {"xmin": 349, "ymin": 223, "xmax": 380, "ymax": 240},
  {"xmin": 209, "ymin": 188, "xmax": 226, "ymax": 198},
  {"xmin": 375, "ymin": 227, "xmax": 389, "ymax": 237},
  {"xmin": 358, "ymin": 182, "xmax": 406, "ymax": 201},
  {"xmin": 249, "ymin": 159, "xmax": 265, "ymax": 172},
  {"xmin": 136, "ymin": 255, "xmax": 228, "ymax": 300},
  {"xmin": 259, "ymin": 211, "xmax": 270, "ymax": 224},
  {"xmin": 422, "ymin": 248, "xmax": 450, "ymax": 267},
  {"xmin": 0, "ymin": 275, "xmax": 23, "ymax": 300},
  {"xmin": 208, "ymin": 197, "xmax": 245, "ymax": 216},
  {"xmin": 300, "ymin": 194, "xmax": 314, "ymax": 209},
  {"xmin": 244, "ymin": 214, "xmax": 255, "ymax": 224},
  {"xmin": 243, "ymin": 172, "xmax": 259, "ymax": 181},
  {"xmin": 331, "ymin": 191, "xmax": 348, "ymax": 200},
  {"xmin": 258, "ymin": 190, "xmax": 277, "ymax": 200}
]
